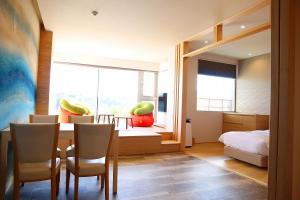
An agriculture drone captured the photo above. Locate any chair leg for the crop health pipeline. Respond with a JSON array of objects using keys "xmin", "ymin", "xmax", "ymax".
[
  {"xmin": 74, "ymin": 175, "xmax": 79, "ymax": 200},
  {"xmin": 66, "ymin": 169, "xmax": 70, "ymax": 194},
  {"xmin": 13, "ymin": 178, "xmax": 20, "ymax": 200},
  {"xmin": 101, "ymin": 174, "xmax": 104, "ymax": 189},
  {"xmin": 51, "ymin": 175, "xmax": 57, "ymax": 200},
  {"xmin": 56, "ymin": 169, "xmax": 60, "ymax": 194},
  {"xmin": 21, "ymin": 182, "xmax": 24, "ymax": 187},
  {"xmin": 105, "ymin": 163, "xmax": 109, "ymax": 200}
]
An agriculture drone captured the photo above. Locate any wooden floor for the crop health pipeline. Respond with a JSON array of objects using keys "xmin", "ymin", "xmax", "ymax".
[
  {"xmin": 10, "ymin": 153, "xmax": 267, "ymax": 200},
  {"xmin": 185, "ymin": 142, "xmax": 268, "ymax": 185}
]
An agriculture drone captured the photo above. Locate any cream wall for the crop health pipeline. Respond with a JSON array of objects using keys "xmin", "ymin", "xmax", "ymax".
[
  {"xmin": 186, "ymin": 53, "xmax": 238, "ymax": 143},
  {"xmin": 236, "ymin": 53, "xmax": 271, "ymax": 115}
]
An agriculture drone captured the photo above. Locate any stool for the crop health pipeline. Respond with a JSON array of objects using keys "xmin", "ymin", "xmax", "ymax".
[
  {"xmin": 97, "ymin": 114, "xmax": 114, "ymax": 124},
  {"xmin": 113, "ymin": 116, "xmax": 133, "ymax": 129}
]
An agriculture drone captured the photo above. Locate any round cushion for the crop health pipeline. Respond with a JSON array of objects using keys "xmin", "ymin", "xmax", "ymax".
[
  {"xmin": 60, "ymin": 99, "xmax": 87, "ymax": 115},
  {"xmin": 130, "ymin": 102, "xmax": 154, "ymax": 115},
  {"xmin": 59, "ymin": 107, "xmax": 81, "ymax": 123},
  {"xmin": 130, "ymin": 113, "xmax": 154, "ymax": 127}
]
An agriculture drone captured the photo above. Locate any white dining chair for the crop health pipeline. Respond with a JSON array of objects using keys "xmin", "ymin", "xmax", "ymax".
[
  {"xmin": 68, "ymin": 115, "xmax": 94, "ymax": 123},
  {"xmin": 29, "ymin": 114, "xmax": 61, "ymax": 158},
  {"xmin": 10, "ymin": 123, "xmax": 61, "ymax": 200},
  {"xmin": 65, "ymin": 123, "xmax": 114, "ymax": 200},
  {"xmin": 29, "ymin": 114, "xmax": 59, "ymax": 123}
]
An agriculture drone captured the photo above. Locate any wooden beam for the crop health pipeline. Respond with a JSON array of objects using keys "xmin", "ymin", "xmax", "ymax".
[
  {"xmin": 214, "ymin": 24, "xmax": 223, "ymax": 42},
  {"xmin": 173, "ymin": 41, "xmax": 189, "ymax": 149},
  {"xmin": 36, "ymin": 27, "xmax": 53, "ymax": 114},
  {"xmin": 184, "ymin": 0, "xmax": 270, "ymax": 42},
  {"xmin": 183, "ymin": 22, "xmax": 271, "ymax": 58}
]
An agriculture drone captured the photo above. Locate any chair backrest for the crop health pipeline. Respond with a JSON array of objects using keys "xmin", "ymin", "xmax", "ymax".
[
  {"xmin": 10, "ymin": 123, "xmax": 59, "ymax": 163},
  {"xmin": 74, "ymin": 124, "xmax": 114, "ymax": 159},
  {"xmin": 69, "ymin": 115, "xmax": 94, "ymax": 123},
  {"xmin": 29, "ymin": 114, "xmax": 58, "ymax": 123}
]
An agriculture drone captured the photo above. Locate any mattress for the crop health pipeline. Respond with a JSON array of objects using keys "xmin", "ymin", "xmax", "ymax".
[{"xmin": 219, "ymin": 130, "xmax": 269, "ymax": 156}]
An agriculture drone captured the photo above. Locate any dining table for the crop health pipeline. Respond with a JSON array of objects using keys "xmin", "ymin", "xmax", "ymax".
[{"xmin": 0, "ymin": 123, "xmax": 119, "ymax": 199}]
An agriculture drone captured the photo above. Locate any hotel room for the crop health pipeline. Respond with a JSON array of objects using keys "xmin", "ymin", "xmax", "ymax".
[{"xmin": 0, "ymin": 0, "xmax": 299, "ymax": 200}]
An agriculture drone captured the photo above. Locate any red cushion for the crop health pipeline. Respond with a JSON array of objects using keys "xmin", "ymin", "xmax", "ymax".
[
  {"xmin": 59, "ymin": 106, "xmax": 81, "ymax": 123},
  {"xmin": 130, "ymin": 113, "xmax": 154, "ymax": 127}
]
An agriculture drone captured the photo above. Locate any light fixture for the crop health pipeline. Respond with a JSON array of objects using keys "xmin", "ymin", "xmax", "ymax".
[
  {"xmin": 240, "ymin": 25, "xmax": 246, "ymax": 29},
  {"xmin": 248, "ymin": 53, "xmax": 253, "ymax": 56},
  {"xmin": 204, "ymin": 40, "xmax": 209, "ymax": 44},
  {"xmin": 91, "ymin": 10, "xmax": 98, "ymax": 16}
]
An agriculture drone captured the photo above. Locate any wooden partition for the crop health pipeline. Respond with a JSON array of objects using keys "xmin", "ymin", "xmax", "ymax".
[
  {"xmin": 173, "ymin": 0, "xmax": 271, "ymax": 150},
  {"xmin": 269, "ymin": 0, "xmax": 300, "ymax": 199},
  {"xmin": 173, "ymin": 43, "xmax": 189, "ymax": 149},
  {"xmin": 35, "ymin": 27, "xmax": 53, "ymax": 114}
]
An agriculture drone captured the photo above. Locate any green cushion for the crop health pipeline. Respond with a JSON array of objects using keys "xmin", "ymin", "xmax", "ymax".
[
  {"xmin": 130, "ymin": 102, "xmax": 154, "ymax": 115},
  {"xmin": 60, "ymin": 99, "xmax": 88, "ymax": 115}
]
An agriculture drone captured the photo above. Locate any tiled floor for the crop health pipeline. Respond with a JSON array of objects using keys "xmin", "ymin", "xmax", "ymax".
[{"xmin": 12, "ymin": 153, "xmax": 267, "ymax": 200}]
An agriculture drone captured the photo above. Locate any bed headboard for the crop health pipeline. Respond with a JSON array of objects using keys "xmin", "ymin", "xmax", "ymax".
[{"xmin": 222, "ymin": 113, "xmax": 269, "ymax": 133}]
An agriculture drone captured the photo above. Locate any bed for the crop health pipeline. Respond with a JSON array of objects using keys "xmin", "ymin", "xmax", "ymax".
[{"xmin": 219, "ymin": 130, "xmax": 269, "ymax": 167}]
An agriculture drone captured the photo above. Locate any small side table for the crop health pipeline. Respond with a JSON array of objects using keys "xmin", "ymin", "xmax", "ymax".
[
  {"xmin": 98, "ymin": 114, "xmax": 115, "ymax": 124},
  {"xmin": 113, "ymin": 116, "xmax": 133, "ymax": 129}
]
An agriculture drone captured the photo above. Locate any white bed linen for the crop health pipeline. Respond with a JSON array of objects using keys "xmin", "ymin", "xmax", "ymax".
[{"xmin": 219, "ymin": 130, "xmax": 270, "ymax": 156}]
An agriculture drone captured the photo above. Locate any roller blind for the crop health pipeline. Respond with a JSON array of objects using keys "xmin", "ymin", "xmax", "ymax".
[{"xmin": 198, "ymin": 59, "xmax": 236, "ymax": 79}]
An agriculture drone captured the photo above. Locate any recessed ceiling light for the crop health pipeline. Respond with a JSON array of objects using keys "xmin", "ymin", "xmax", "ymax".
[
  {"xmin": 204, "ymin": 40, "xmax": 209, "ymax": 44},
  {"xmin": 240, "ymin": 25, "xmax": 246, "ymax": 29},
  {"xmin": 248, "ymin": 53, "xmax": 253, "ymax": 56}
]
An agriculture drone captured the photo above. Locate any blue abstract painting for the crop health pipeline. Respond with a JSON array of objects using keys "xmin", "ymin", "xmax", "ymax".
[
  {"xmin": 0, "ymin": 47, "xmax": 36, "ymax": 130},
  {"xmin": 0, "ymin": 0, "xmax": 40, "ymax": 130}
]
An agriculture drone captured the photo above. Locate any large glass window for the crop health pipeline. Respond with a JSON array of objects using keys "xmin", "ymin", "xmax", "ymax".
[
  {"xmin": 197, "ymin": 75, "xmax": 235, "ymax": 111},
  {"xmin": 98, "ymin": 68, "xmax": 138, "ymax": 115},
  {"xmin": 49, "ymin": 63, "xmax": 98, "ymax": 114},
  {"xmin": 142, "ymin": 72, "xmax": 155, "ymax": 97},
  {"xmin": 49, "ymin": 63, "xmax": 157, "ymax": 118}
]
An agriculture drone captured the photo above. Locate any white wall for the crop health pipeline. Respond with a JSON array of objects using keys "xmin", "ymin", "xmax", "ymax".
[
  {"xmin": 53, "ymin": 52, "xmax": 160, "ymax": 71},
  {"xmin": 236, "ymin": 54, "xmax": 271, "ymax": 115},
  {"xmin": 187, "ymin": 53, "xmax": 238, "ymax": 143},
  {"xmin": 156, "ymin": 47, "xmax": 176, "ymax": 130}
]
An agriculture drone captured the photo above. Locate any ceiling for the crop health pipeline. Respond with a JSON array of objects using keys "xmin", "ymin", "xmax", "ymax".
[
  {"xmin": 209, "ymin": 29, "xmax": 271, "ymax": 59},
  {"xmin": 37, "ymin": 0, "xmax": 269, "ymax": 63}
]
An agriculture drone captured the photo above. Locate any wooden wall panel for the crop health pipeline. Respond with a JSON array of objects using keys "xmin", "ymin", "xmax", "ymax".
[
  {"xmin": 269, "ymin": 0, "xmax": 300, "ymax": 199},
  {"xmin": 35, "ymin": 28, "xmax": 53, "ymax": 114},
  {"xmin": 173, "ymin": 42, "xmax": 189, "ymax": 150}
]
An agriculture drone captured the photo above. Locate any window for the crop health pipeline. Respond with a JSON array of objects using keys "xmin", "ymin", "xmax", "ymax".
[
  {"xmin": 49, "ymin": 63, "xmax": 98, "ymax": 114},
  {"xmin": 142, "ymin": 72, "xmax": 155, "ymax": 97},
  {"xmin": 98, "ymin": 68, "xmax": 138, "ymax": 116},
  {"xmin": 197, "ymin": 75, "xmax": 235, "ymax": 111},
  {"xmin": 197, "ymin": 60, "xmax": 236, "ymax": 112},
  {"xmin": 49, "ymin": 62, "xmax": 157, "ymax": 118}
]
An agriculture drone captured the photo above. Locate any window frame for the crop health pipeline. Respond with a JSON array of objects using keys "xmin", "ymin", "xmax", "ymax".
[
  {"xmin": 49, "ymin": 62, "xmax": 158, "ymax": 119},
  {"xmin": 196, "ymin": 74, "xmax": 237, "ymax": 112}
]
